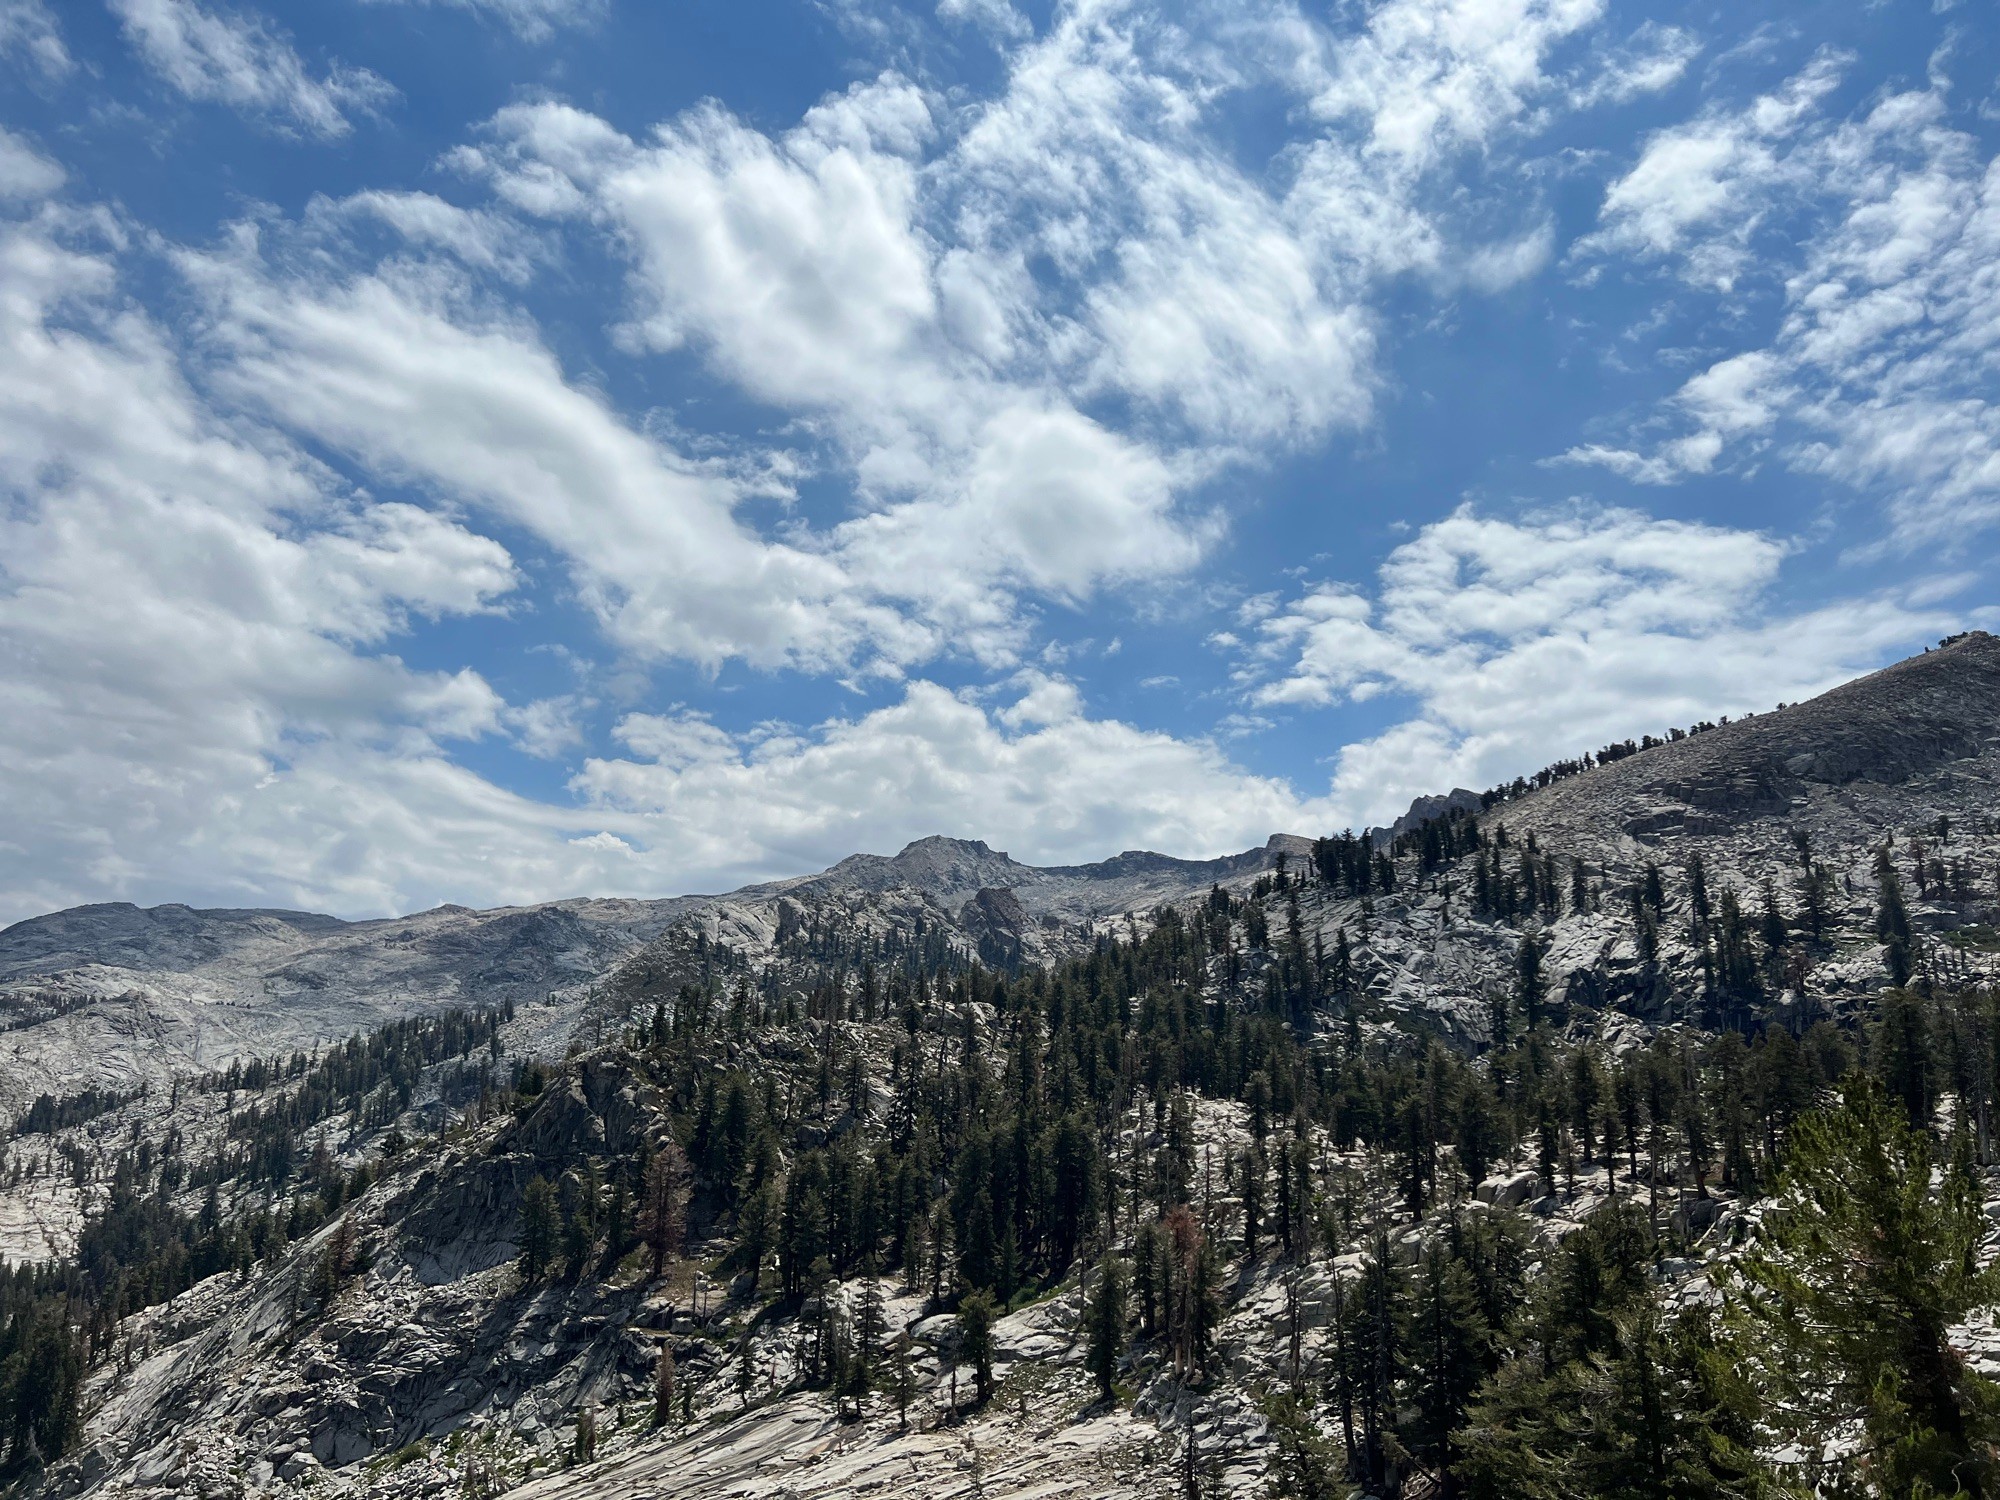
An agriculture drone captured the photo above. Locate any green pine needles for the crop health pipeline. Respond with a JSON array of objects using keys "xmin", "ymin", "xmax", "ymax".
[{"xmin": 1725, "ymin": 1080, "xmax": 2000, "ymax": 1500}]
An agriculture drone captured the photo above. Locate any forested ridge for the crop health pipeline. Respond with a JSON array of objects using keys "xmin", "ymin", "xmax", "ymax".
[{"xmin": 7, "ymin": 790, "xmax": 2000, "ymax": 1500}]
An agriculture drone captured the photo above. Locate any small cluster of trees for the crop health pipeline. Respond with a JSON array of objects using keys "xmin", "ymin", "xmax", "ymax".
[{"xmin": 517, "ymin": 1137, "xmax": 689, "ymax": 1288}]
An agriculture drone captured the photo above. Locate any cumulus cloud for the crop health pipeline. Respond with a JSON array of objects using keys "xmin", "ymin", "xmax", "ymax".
[
  {"xmin": 438, "ymin": 0, "xmax": 1636, "ymax": 660},
  {"xmin": 178, "ymin": 239, "xmax": 918, "ymax": 675},
  {"xmin": 1234, "ymin": 506, "xmax": 1952, "ymax": 827},
  {"xmin": 0, "ymin": 208, "xmax": 1330, "ymax": 922},
  {"xmin": 0, "ymin": 214, "xmax": 518, "ymax": 920},
  {"xmin": 10, "ymin": 0, "xmax": 1970, "ymax": 926},
  {"xmin": 939, "ymin": 6, "xmax": 1382, "ymax": 443},
  {"xmin": 109, "ymin": 0, "xmax": 395, "ymax": 138},
  {"xmin": 457, "ymin": 77, "xmax": 1221, "ymax": 659},
  {"xmin": 1573, "ymin": 49, "xmax": 1845, "ymax": 290},
  {"xmin": 0, "ymin": 189, "xmax": 1323, "ymax": 922},
  {"xmin": 1564, "ymin": 60, "xmax": 2000, "ymax": 544},
  {"xmin": 303, "ymin": 190, "xmax": 541, "ymax": 282},
  {"xmin": 572, "ymin": 677, "xmax": 1329, "ymax": 888},
  {"xmin": 0, "ymin": 125, "xmax": 62, "ymax": 199},
  {"xmin": 1297, "ymin": 0, "xmax": 1603, "ymax": 169},
  {"xmin": 0, "ymin": 0, "xmax": 69, "ymax": 77}
]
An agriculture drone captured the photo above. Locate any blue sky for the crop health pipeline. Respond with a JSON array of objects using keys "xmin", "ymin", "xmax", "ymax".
[{"xmin": 0, "ymin": 0, "xmax": 1996, "ymax": 920}]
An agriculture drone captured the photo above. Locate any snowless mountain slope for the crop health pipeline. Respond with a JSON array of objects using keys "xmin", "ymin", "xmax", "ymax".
[
  {"xmin": 0, "ymin": 898, "xmax": 692, "ymax": 1117},
  {"xmin": 6, "ymin": 634, "xmax": 1998, "ymax": 1118},
  {"xmin": 5, "ymin": 633, "xmax": 1996, "ymax": 1121},
  {"xmin": 0, "ymin": 838, "xmax": 1314, "ymax": 1116},
  {"xmin": 1498, "ymin": 629, "xmax": 2000, "ymax": 862},
  {"xmin": 6, "ymin": 637, "xmax": 2000, "ymax": 1500}
]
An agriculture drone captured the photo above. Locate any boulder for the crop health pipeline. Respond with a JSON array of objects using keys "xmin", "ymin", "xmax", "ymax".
[{"xmin": 1477, "ymin": 1170, "xmax": 1540, "ymax": 1209}]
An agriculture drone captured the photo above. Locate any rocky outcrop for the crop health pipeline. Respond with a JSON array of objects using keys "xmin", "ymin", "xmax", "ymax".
[
  {"xmin": 1369, "ymin": 787, "xmax": 1484, "ymax": 845},
  {"xmin": 958, "ymin": 887, "xmax": 1030, "ymax": 970}
]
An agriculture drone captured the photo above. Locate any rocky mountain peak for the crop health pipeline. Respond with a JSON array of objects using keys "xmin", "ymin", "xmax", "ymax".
[{"xmin": 5, "ymin": 637, "xmax": 2000, "ymax": 1500}]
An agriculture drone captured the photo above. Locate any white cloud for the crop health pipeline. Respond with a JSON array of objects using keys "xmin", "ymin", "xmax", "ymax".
[
  {"xmin": 995, "ymin": 669, "xmax": 1082, "ymax": 727},
  {"xmin": 0, "ymin": 125, "xmax": 62, "ymax": 199},
  {"xmin": 358, "ymin": 0, "xmax": 602, "ymax": 41},
  {"xmin": 573, "ymin": 677, "xmax": 1328, "ymax": 885},
  {"xmin": 506, "ymin": 696, "xmax": 587, "ymax": 760},
  {"xmin": 1234, "ymin": 506, "xmax": 1951, "ymax": 826},
  {"xmin": 109, "ymin": 0, "xmax": 395, "ymax": 138},
  {"xmin": 439, "ymin": 0, "xmax": 1635, "ymax": 662},
  {"xmin": 940, "ymin": 6, "xmax": 1383, "ymax": 444},
  {"xmin": 3, "ymin": 666, "xmax": 1334, "ymax": 923},
  {"xmin": 936, "ymin": 0, "xmax": 1030, "ymax": 43},
  {"xmin": 1574, "ymin": 50, "xmax": 1846, "ymax": 289},
  {"xmin": 179, "ymin": 240, "xmax": 922, "ymax": 674},
  {"xmin": 1299, "ymin": 0, "xmax": 1604, "ymax": 169},
  {"xmin": 463, "ymin": 80, "xmax": 1217, "ymax": 659},
  {"xmin": 0, "ymin": 210, "xmax": 1334, "ymax": 920},
  {"xmin": 1567, "ymin": 21, "xmax": 1699, "ymax": 109},
  {"xmin": 0, "ymin": 215, "xmax": 531, "ymax": 920},
  {"xmin": 1567, "ymin": 62, "xmax": 2000, "ymax": 544},
  {"xmin": 304, "ymin": 190, "xmax": 540, "ymax": 281},
  {"xmin": 17, "ymin": 0, "xmax": 1972, "ymax": 926},
  {"xmin": 0, "ymin": 0, "xmax": 69, "ymax": 77},
  {"xmin": 0, "ymin": 206, "xmax": 1332, "ymax": 921}
]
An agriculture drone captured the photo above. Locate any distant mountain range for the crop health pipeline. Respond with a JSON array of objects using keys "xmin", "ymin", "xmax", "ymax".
[{"xmin": 4, "ymin": 633, "xmax": 1998, "ymax": 1500}]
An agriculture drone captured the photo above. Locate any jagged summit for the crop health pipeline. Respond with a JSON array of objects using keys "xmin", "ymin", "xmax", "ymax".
[
  {"xmin": 1369, "ymin": 788, "xmax": 1483, "ymax": 845},
  {"xmin": 901, "ymin": 834, "xmax": 1000, "ymax": 856},
  {"xmin": 806, "ymin": 835, "xmax": 1030, "ymax": 900}
]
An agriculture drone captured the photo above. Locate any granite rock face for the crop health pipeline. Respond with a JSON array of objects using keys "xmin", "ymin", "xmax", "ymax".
[
  {"xmin": 7, "ymin": 636, "xmax": 2000, "ymax": 1500},
  {"xmin": 0, "ymin": 835, "xmax": 1317, "ymax": 1120},
  {"xmin": 1500, "ymin": 631, "xmax": 2000, "ymax": 855}
]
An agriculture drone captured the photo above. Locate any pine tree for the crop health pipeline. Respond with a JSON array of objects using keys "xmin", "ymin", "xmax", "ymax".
[
  {"xmin": 1513, "ymin": 929, "xmax": 1547, "ymax": 1030},
  {"xmin": 957, "ymin": 1288, "xmax": 998, "ymax": 1404},
  {"xmin": 1568, "ymin": 1050, "xmax": 1603, "ymax": 1167},
  {"xmin": 1340, "ymin": 1235, "xmax": 1408, "ymax": 1493},
  {"xmin": 1135, "ymin": 1220, "xmax": 1166, "ymax": 1338},
  {"xmin": 1084, "ymin": 1253, "xmax": 1128, "ymax": 1401},
  {"xmin": 1240, "ymin": 1144, "xmax": 1265, "ymax": 1258},
  {"xmin": 855, "ymin": 1267, "xmax": 887, "ymax": 1392},
  {"xmin": 887, "ymin": 1331, "xmax": 916, "ymax": 1431},
  {"xmin": 1460, "ymin": 1197, "xmax": 1770, "ymax": 1500},
  {"xmin": 1641, "ymin": 862, "xmax": 1667, "ymax": 917},
  {"xmin": 1872, "ymin": 986, "xmax": 1934, "ymax": 1130},
  {"xmin": 1460, "ymin": 1297, "xmax": 1773, "ymax": 1500},
  {"xmin": 519, "ymin": 1176, "xmax": 558, "ymax": 1282},
  {"xmin": 1875, "ymin": 844, "xmax": 1915, "ymax": 987},
  {"xmin": 1790, "ymin": 828, "xmax": 1828, "ymax": 942},
  {"xmin": 1686, "ymin": 852, "xmax": 1713, "ymax": 931},
  {"xmin": 1262, "ymin": 1390, "xmax": 1348, "ymax": 1500},
  {"xmin": 1407, "ymin": 1240, "xmax": 1490, "ymax": 1477},
  {"xmin": 721, "ymin": 1179, "xmax": 774, "ymax": 1294},
  {"xmin": 1726, "ymin": 1080, "xmax": 2000, "ymax": 1498}
]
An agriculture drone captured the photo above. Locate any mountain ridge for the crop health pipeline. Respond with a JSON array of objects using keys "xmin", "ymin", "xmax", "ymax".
[
  {"xmin": 6, "ymin": 634, "xmax": 1995, "ymax": 1122},
  {"xmin": 4, "ymin": 634, "xmax": 2000, "ymax": 1500}
]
